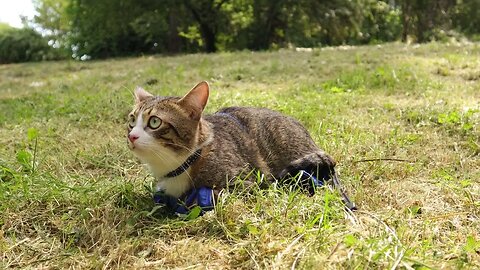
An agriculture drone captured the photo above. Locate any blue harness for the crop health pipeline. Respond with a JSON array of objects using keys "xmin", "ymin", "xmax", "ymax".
[
  {"xmin": 154, "ymin": 186, "xmax": 214, "ymax": 215},
  {"xmin": 153, "ymin": 147, "xmax": 213, "ymax": 215},
  {"xmin": 153, "ymin": 169, "xmax": 326, "ymax": 215}
]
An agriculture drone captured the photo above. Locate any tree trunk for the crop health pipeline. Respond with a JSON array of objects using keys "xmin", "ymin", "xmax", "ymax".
[
  {"xmin": 167, "ymin": 7, "xmax": 182, "ymax": 53},
  {"xmin": 401, "ymin": 0, "xmax": 411, "ymax": 42},
  {"xmin": 183, "ymin": 0, "xmax": 219, "ymax": 53},
  {"xmin": 250, "ymin": 0, "xmax": 285, "ymax": 50},
  {"xmin": 199, "ymin": 23, "xmax": 217, "ymax": 53}
]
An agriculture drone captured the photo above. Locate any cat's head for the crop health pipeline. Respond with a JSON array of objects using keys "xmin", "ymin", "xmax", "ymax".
[{"xmin": 127, "ymin": 81, "xmax": 211, "ymax": 176}]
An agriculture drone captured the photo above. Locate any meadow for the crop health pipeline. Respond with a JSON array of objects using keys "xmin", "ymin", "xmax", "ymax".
[{"xmin": 0, "ymin": 42, "xmax": 479, "ymax": 269}]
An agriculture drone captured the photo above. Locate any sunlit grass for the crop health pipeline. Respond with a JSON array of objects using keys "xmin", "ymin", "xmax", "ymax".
[{"xmin": 1, "ymin": 42, "xmax": 479, "ymax": 268}]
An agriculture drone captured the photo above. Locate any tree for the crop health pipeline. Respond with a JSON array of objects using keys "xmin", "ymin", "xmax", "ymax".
[
  {"xmin": 399, "ymin": 0, "xmax": 456, "ymax": 42},
  {"xmin": 0, "ymin": 25, "xmax": 62, "ymax": 63},
  {"xmin": 32, "ymin": 0, "xmax": 71, "ymax": 54},
  {"xmin": 246, "ymin": 0, "xmax": 287, "ymax": 50},
  {"xmin": 34, "ymin": 0, "xmax": 189, "ymax": 58},
  {"xmin": 182, "ymin": 0, "xmax": 231, "ymax": 53},
  {"xmin": 29, "ymin": 0, "xmax": 479, "ymax": 60},
  {"xmin": 452, "ymin": 0, "xmax": 480, "ymax": 37}
]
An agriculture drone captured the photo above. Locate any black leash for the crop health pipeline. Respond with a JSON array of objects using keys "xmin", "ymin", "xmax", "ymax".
[{"xmin": 331, "ymin": 169, "xmax": 357, "ymax": 211}]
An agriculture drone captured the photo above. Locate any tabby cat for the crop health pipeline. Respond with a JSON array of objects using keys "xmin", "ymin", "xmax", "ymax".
[{"xmin": 127, "ymin": 81, "xmax": 336, "ymax": 199}]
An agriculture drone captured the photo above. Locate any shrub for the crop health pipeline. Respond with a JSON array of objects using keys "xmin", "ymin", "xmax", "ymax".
[{"xmin": 0, "ymin": 26, "xmax": 64, "ymax": 64}]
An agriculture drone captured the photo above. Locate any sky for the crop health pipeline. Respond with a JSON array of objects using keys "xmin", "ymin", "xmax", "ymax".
[{"xmin": 0, "ymin": 0, "xmax": 36, "ymax": 28}]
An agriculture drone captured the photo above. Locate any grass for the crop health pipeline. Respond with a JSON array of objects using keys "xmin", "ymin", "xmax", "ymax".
[{"xmin": 0, "ymin": 42, "xmax": 479, "ymax": 269}]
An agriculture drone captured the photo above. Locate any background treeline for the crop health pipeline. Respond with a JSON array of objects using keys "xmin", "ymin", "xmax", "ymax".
[
  {"xmin": 1, "ymin": 0, "xmax": 480, "ymax": 63},
  {"xmin": 0, "ymin": 23, "xmax": 64, "ymax": 64}
]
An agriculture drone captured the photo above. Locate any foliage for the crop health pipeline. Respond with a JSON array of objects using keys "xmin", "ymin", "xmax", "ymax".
[
  {"xmin": 2, "ymin": 0, "xmax": 477, "ymax": 61},
  {"xmin": 359, "ymin": 0, "xmax": 402, "ymax": 43},
  {"xmin": 32, "ymin": 0, "xmax": 408, "ymax": 58},
  {"xmin": 66, "ymin": 0, "xmax": 164, "ymax": 58},
  {"xmin": 0, "ymin": 23, "xmax": 12, "ymax": 32},
  {"xmin": 452, "ymin": 0, "xmax": 480, "ymax": 36},
  {"xmin": 0, "ymin": 25, "xmax": 64, "ymax": 64},
  {"xmin": 398, "ymin": 0, "xmax": 460, "ymax": 42},
  {"xmin": 31, "ymin": 0, "xmax": 71, "ymax": 53}
]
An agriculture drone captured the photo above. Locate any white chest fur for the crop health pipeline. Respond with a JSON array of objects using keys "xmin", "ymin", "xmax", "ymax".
[{"xmin": 155, "ymin": 170, "xmax": 193, "ymax": 198}]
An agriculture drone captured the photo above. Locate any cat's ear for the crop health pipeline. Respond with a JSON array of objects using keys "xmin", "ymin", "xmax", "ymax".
[
  {"xmin": 134, "ymin": 86, "xmax": 153, "ymax": 103},
  {"xmin": 178, "ymin": 81, "xmax": 209, "ymax": 120}
]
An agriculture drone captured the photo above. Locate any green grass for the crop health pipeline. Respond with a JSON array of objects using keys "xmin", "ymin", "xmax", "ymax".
[{"xmin": 1, "ymin": 42, "xmax": 479, "ymax": 269}]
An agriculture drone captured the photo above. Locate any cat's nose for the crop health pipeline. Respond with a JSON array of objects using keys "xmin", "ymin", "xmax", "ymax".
[{"xmin": 128, "ymin": 134, "xmax": 139, "ymax": 143}]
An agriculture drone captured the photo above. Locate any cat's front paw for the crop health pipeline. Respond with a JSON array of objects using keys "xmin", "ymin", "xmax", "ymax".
[{"xmin": 154, "ymin": 187, "xmax": 216, "ymax": 216}]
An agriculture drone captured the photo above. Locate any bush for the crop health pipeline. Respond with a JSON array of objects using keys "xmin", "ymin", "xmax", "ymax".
[
  {"xmin": 452, "ymin": 0, "xmax": 480, "ymax": 37},
  {"xmin": 0, "ymin": 26, "xmax": 64, "ymax": 64},
  {"xmin": 359, "ymin": 0, "xmax": 402, "ymax": 44}
]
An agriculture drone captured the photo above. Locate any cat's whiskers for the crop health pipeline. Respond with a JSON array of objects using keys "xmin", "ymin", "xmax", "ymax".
[
  {"xmin": 143, "ymin": 145, "xmax": 193, "ymax": 180},
  {"xmin": 163, "ymin": 141, "xmax": 197, "ymax": 155},
  {"xmin": 145, "ymin": 147, "xmax": 177, "ymax": 167},
  {"xmin": 156, "ymin": 144, "xmax": 203, "ymax": 182},
  {"xmin": 133, "ymin": 141, "xmax": 176, "ymax": 173},
  {"xmin": 157, "ymin": 142, "xmax": 201, "ymax": 186},
  {"xmin": 143, "ymin": 145, "xmax": 198, "ymax": 189},
  {"xmin": 144, "ymin": 146, "xmax": 169, "ymax": 165},
  {"xmin": 143, "ymin": 146, "xmax": 195, "ymax": 197}
]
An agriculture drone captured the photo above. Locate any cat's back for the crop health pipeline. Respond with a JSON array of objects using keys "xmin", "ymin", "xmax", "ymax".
[
  {"xmin": 215, "ymin": 106, "xmax": 309, "ymax": 135},
  {"xmin": 210, "ymin": 106, "xmax": 320, "ymax": 177},
  {"xmin": 215, "ymin": 106, "xmax": 299, "ymax": 126}
]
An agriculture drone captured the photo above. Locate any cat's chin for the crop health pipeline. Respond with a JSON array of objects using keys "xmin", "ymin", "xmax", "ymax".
[
  {"xmin": 131, "ymin": 149, "xmax": 154, "ymax": 165},
  {"xmin": 128, "ymin": 146, "xmax": 150, "ymax": 164},
  {"xmin": 131, "ymin": 146, "xmax": 191, "ymax": 178},
  {"xmin": 127, "ymin": 140, "xmax": 137, "ymax": 150}
]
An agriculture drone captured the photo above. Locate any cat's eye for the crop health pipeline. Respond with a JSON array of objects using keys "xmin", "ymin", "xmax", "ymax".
[
  {"xmin": 148, "ymin": 116, "xmax": 162, "ymax": 129},
  {"xmin": 128, "ymin": 115, "xmax": 136, "ymax": 128}
]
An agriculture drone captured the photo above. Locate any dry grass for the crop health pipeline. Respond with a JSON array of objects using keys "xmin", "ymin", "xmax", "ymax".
[{"xmin": 1, "ymin": 42, "xmax": 479, "ymax": 269}]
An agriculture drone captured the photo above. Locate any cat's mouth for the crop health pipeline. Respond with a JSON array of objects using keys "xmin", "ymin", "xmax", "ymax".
[
  {"xmin": 127, "ymin": 140, "xmax": 137, "ymax": 150},
  {"xmin": 128, "ymin": 140, "xmax": 150, "ymax": 152}
]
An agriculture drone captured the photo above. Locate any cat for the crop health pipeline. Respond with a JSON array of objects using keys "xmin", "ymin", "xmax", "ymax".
[{"xmin": 127, "ymin": 81, "xmax": 338, "ymax": 201}]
